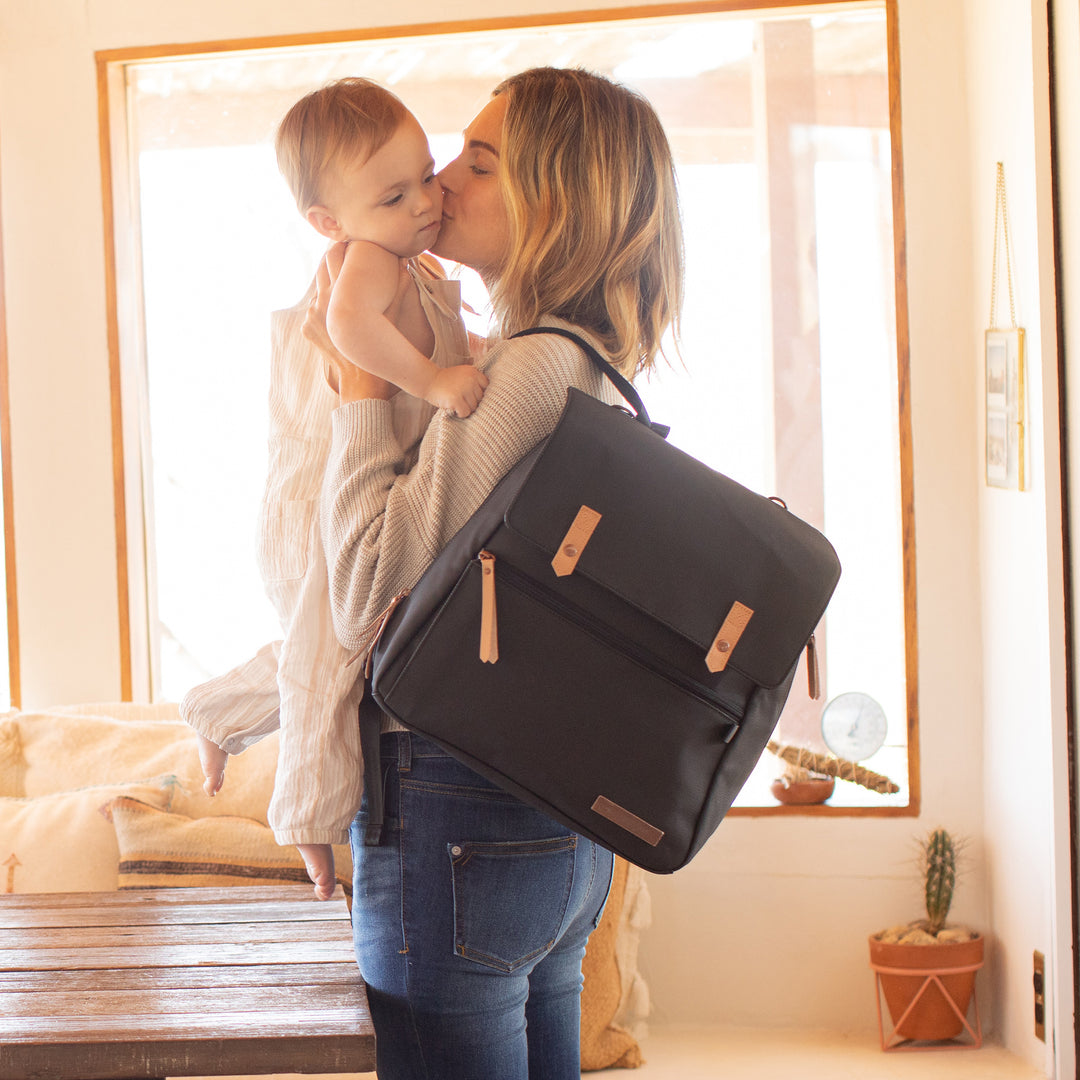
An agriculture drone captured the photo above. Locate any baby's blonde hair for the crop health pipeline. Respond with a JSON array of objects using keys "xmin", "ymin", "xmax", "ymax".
[
  {"xmin": 275, "ymin": 77, "xmax": 408, "ymax": 213},
  {"xmin": 489, "ymin": 67, "xmax": 684, "ymax": 378}
]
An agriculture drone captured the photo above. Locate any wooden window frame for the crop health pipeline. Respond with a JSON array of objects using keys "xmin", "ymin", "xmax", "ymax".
[
  {"xmin": 96, "ymin": 0, "xmax": 918, "ymax": 816},
  {"xmin": 0, "ymin": 132, "xmax": 20, "ymax": 709}
]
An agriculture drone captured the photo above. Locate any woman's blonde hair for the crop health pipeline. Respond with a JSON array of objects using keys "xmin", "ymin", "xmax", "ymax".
[
  {"xmin": 489, "ymin": 67, "xmax": 684, "ymax": 377},
  {"xmin": 275, "ymin": 77, "xmax": 408, "ymax": 214}
]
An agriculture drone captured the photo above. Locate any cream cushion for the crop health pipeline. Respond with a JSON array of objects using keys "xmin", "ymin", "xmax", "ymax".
[
  {"xmin": 48, "ymin": 701, "xmax": 186, "ymax": 723},
  {"xmin": 0, "ymin": 708, "xmax": 278, "ymax": 823},
  {"xmin": 0, "ymin": 779, "xmax": 176, "ymax": 894},
  {"xmin": 105, "ymin": 796, "xmax": 353, "ymax": 895}
]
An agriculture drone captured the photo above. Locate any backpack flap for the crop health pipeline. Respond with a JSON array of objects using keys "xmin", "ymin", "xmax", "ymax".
[{"xmin": 504, "ymin": 388, "xmax": 841, "ymax": 689}]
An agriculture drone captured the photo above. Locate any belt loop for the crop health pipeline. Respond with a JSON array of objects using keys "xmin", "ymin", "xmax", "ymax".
[{"xmin": 398, "ymin": 731, "xmax": 412, "ymax": 772}]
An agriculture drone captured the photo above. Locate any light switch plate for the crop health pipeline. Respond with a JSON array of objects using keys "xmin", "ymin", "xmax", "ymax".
[{"xmin": 1033, "ymin": 950, "xmax": 1046, "ymax": 1042}]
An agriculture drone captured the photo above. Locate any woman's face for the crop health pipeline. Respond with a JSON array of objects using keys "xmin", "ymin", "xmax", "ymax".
[{"xmin": 430, "ymin": 95, "xmax": 510, "ymax": 284}]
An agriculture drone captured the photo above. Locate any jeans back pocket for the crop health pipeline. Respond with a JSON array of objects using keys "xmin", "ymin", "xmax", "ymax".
[{"xmin": 450, "ymin": 836, "xmax": 577, "ymax": 973}]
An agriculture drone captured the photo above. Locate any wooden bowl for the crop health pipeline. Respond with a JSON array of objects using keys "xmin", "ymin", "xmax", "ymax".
[{"xmin": 770, "ymin": 776, "xmax": 835, "ymax": 805}]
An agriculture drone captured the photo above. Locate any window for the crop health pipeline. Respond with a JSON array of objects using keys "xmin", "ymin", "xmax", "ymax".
[{"xmin": 103, "ymin": 0, "xmax": 916, "ymax": 811}]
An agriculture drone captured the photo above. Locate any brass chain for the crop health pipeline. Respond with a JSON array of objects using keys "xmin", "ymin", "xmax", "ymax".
[{"xmin": 990, "ymin": 161, "xmax": 1017, "ymax": 328}]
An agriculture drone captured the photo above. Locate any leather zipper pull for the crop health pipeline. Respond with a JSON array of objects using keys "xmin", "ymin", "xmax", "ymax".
[
  {"xmin": 479, "ymin": 551, "xmax": 499, "ymax": 664},
  {"xmin": 362, "ymin": 591, "xmax": 411, "ymax": 679},
  {"xmin": 806, "ymin": 633, "xmax": 820, "ymax": 699}
]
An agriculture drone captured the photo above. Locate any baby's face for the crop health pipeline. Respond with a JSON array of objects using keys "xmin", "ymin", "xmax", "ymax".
[{"xmin": 321, "ymin": 115, "xmax": 443, "ymax": 258}]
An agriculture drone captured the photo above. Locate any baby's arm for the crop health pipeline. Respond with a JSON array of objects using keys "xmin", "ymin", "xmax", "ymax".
[{"xmin": 326, "ymin": 241, "xmax": 487, "ymax": 417}]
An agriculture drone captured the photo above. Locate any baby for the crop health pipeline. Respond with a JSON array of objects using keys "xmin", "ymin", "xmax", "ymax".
[
  {"xmin": 182, "ymin": 82, "xmax": 479, "ymax": 882},
  {"xmin": 276, "ymin": 77, "xmax": 487, "ymax": 416}
]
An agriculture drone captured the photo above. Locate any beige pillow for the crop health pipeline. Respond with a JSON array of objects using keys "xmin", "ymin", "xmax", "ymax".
[
  {"xmin": 0, "ymin": 710, "xmax": 278, "ymax": 823},
  {"xmin": 104, "ymin": 796, "xmax": 353, "ymax": 897},
  {"xmin": 580, "ymin": 857, "xmax": 644, "ymax": 1070},
  {"xmin": 0, "ymin": 778, "xmax": 177, "ymax": 894}
]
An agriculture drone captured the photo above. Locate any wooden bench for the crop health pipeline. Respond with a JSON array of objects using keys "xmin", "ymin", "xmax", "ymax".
[{"xmin": 0, "ymin": 885, "xmax": 375, "ymax": 1080}]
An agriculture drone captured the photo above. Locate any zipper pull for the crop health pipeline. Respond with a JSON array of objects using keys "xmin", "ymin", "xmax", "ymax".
[
  {"xmin": 479, "ymin": 551, "xmax": 499, "ymax": 664},
  {"xmin": 806, "ymin": 633, "xmax": 820, "ymax": 699},
  {"xmin": 362, "ymin": 591, "xmax": 411, "ymax": 679}
]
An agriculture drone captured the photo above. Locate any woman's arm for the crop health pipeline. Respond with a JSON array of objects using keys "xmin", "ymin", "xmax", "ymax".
[{"xmin": 320, "ymin": 327, "xmax": 614, "ymax": 652}]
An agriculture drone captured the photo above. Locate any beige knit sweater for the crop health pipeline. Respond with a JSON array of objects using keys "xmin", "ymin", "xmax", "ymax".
[{"xmin": 269, "ymin": 316, "xmax": 620, "ymax": 845}]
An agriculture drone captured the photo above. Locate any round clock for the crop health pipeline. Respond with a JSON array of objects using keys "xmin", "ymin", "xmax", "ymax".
[{"xmin": 820, "ymin": 691, "xmax": 888, "ymax": 761}]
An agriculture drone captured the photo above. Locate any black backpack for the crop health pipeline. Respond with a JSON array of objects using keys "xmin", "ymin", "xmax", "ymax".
[{"xmin": 359, "ymin": 327, "xmax": 841, "ymax": 873}]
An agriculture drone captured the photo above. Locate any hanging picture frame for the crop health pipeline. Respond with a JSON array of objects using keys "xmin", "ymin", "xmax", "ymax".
[
  {"xmin": 985, "ymin": 326, "xmax": 1025, "ymax": 490},
  {"xmin": 985, "ymin": 163, "xmax": 1025, "ymax": 491}
]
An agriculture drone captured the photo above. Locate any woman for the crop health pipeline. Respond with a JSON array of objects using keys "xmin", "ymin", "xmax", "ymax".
[{"xmin": 302, "ymin": 67, "xmax": 683, "ymax": 1078}]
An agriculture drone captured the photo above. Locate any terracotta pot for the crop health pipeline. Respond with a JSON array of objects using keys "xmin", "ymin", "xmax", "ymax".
[
  {"xmin": 770, "ymin": 776, "xmax": 835, "ymax": 805},
  {"xmin": 869, "ymin": 933, "xmax": 984, "ymax": 1042}
]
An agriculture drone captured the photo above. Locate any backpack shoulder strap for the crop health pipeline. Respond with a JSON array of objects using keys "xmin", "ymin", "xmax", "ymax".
[{"xmin": 510, "ymin": 326, "xmax": 669, "ymax": 437}]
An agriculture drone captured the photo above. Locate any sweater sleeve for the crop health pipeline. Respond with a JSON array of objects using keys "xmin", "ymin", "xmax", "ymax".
[{"xmin": 321, "ymin": 326, "xmax": 614, "ymax": 652}]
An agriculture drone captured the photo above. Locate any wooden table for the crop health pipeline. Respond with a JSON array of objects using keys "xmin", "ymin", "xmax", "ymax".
[{"xmin": 0, "ymin": 885, "xmax": 375, "ymax": 1080}]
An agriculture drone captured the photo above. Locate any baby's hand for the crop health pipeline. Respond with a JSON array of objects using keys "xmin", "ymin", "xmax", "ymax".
[
  {"xmin": 428, "ymin": 364, "xmax": 489, "ymax": 418},
  {"xmin": 196, "ymin": 733, "xmax": 228, "ymax": 797}
]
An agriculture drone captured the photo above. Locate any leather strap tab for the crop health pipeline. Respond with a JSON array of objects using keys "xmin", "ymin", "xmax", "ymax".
[
  {"xmin": 806, "ymin": 633, "xmax": 820, "ymax": 699},
  {"xmin": 706, "ymin": 601, "xmax": 754, "ymax": 673},
  {"xmin": 592, "ymin": 796, "xmax": 664, "ymax": 847},
  {"xmin": 551, "ymin": 505, "xmax": 602, "ymax": 577},
  {"xmin": 479, "ymin": 551, "xmax": 498, "ymax": 664}
]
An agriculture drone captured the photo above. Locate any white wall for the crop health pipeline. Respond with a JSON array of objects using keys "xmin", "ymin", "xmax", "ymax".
[
  {"xmin": 0, "ymin": 0, "xmax": 1071, "ymax": 1066},
  {"xmin": 0, "ymin": 4, "xmax": 121, "ymax": 706},
  {"xmin": 643, "ymin": 0, "xmax": 993, "ymax": 1036},
  {"xmin": 959, "ymin": 0, "xmax": 1072, "ymax": 1075}
]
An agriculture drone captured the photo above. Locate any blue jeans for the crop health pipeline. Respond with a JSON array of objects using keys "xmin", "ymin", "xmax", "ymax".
[{"xmin": 349, "ymin": 732, "xmax": 614, "ymax": 1080}]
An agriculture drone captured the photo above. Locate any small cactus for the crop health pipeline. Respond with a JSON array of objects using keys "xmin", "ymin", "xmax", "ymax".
[{"xmin": 923, "ymin": 827, "xmax": 957, "ymax": 935}]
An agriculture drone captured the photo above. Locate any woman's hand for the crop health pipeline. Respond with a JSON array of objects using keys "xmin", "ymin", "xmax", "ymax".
[
  {"xmin": 303, "ymin": 243, "xmax": 396, "ymax": 403},
  {"xmin": 296, "ymin": 843, "xmax": 337, "ymax": 901}
]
